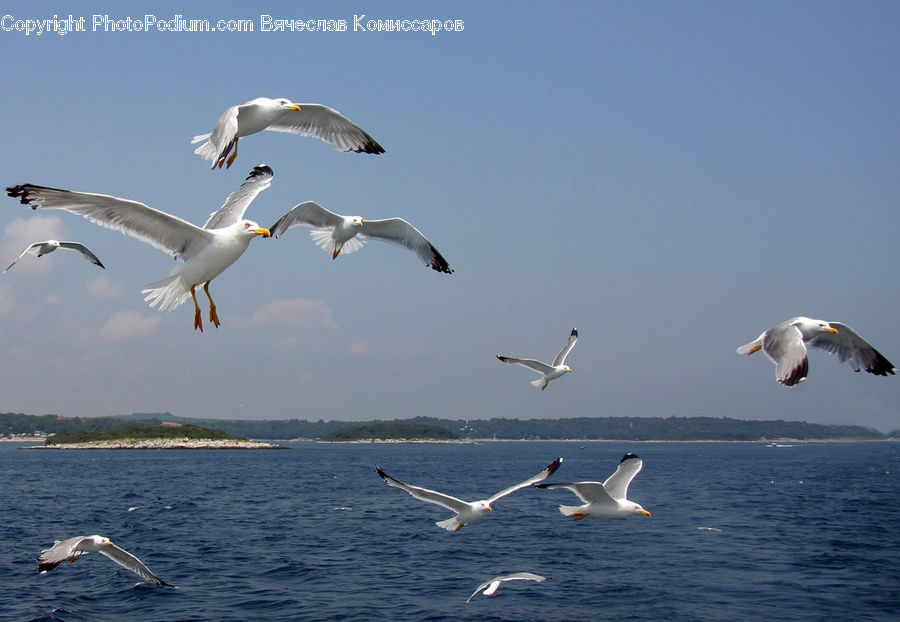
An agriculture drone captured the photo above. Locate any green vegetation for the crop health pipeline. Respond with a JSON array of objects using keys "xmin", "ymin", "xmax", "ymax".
[
  {"xmin": 324, "ymin": 422, "xmax": 459, "ymax": 442},
  {"xmin": 45, "ymin": 424, "xmax": 240, "ymax": 445}
]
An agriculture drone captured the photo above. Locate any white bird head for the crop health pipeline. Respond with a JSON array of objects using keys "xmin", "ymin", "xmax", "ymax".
[
  {"xmin": 83, "ymin": 535, "xmax": 113, "ymax": 551},
  {"xmin": 627, "ymin": 502, "xmax": 651, "ymax": 517},
  {"xmin": 349, "ymin": 216, "xmax": 363, "ymax": 227},
  {"xmin": 275, "ymin": 97, "xmax": 301, "ymax": 112},
  {"xmin": 236, "ymin": 220, "xmax": 271, "ymax": 238},
  {"xmin": 561, "ymin": 365, "xmax": 573, "ymax": 374},
  {"xmin": 792, "ymin": 317, "xmax": 839, "ymax": 340},
  {"xmin": 475, "ymin": 500, "xmax": 493, "ymax": 513}
]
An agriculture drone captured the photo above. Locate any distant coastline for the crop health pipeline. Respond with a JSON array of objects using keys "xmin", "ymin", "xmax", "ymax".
[{"xmin": 25, "ymin": 438, "xmax": 285, "ymax": 450}]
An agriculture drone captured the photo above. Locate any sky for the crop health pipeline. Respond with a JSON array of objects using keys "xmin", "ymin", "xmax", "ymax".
[{"xmin": 0, "ymin": 1, "xmax": 898, "ymax": 431}]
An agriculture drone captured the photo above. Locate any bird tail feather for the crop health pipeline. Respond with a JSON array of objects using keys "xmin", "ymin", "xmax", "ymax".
[
  {"xmin": 558, "ymin": 504, "xmax": 582, "ymax": 517},
  {"xmin": 531, "ymin": 378, "xmax": 548, "ymax": 389},
  {"xmin": 435, "ymin": 517, "xmax": 461, "ymax": 531},
  {"xmin": 142, "ymin": 275, "xmax": 190, "ymax": 311},
  {"xmin": 736, "ymin": 339, "xmax": 760, "ymax": 355},
  {"xmin": 191, "ymin": 134, "xmax": 216, "ymax": 160}
]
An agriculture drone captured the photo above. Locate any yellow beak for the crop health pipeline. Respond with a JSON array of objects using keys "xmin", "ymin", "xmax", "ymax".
[
  {"xmin": 826, "ymin": 327, "xmax": 838, "ymax": 334},
  {"xmin": 289, "ymin": 104, "xmax": 301, "ymax": 111},
  {"xmin": 253, "ymin": 227, "xmax": 271, "ymax": 238},
  {"xmin": 640, "ymin": 509, "xmax": 651, "ymax": 516}
]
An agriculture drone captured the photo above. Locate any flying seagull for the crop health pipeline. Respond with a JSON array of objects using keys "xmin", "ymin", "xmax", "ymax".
[
  {"xmin": 37, "ymin": 535, "xmax": 174, "ymax": 587},
  {"xmin": 534, "ymin": 453, "xmax": 651, "ymax": 520},
  {"xmin": 7, "ymin": 165, "xmax": 273, "ymax": 331},
  {"xmin": 497, "ymin": 328, "xmax": 578, "ymax": 390},
  {"xmin": 376, "ymin": 457, "xmax": 562, "ymax": 531},
  {"xmin": 737, "ymin": 316, "xmax": 896, "ymax": 386},
  {"xmin": 192, "ymin": 97, "xmax": 384, "ymax": 169},
  {"xmin": 269, "ymin": 201, "xmax": 453, "ymax": 274},
  {"xmin": 4, "ymin": 240, "xmax": 104, "ymax": 273},
  {"xmin": 466, "ymin": 572, "xmax": 549, "ymax": 604}
]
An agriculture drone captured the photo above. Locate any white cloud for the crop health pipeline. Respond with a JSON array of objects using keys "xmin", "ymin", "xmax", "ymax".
[
  {"xmin": 99, "ymin": 310, "xmax": 162, "ymax": 341},
  {"xmin": 250, "ymin": 299, "xmax": 337, "ymax": 329},
  {"xmin": 85, "ymin": 276, "xmax": 121, "ymax": 299},
  {"xmin": 1, "ymin": 216, "xmax": 68, "ymax": 275},
  {"xmin": 349, "ymin": 341, "xmax": 369, "ymax": 356}
]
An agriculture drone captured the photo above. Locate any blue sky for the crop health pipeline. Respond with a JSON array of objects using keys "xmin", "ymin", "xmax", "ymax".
[{"xmin": 1, "ymin": 1, "xmax": 898, "ymax": 431}]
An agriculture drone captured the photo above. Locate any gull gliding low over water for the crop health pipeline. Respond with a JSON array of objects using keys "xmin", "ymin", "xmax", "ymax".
[
  {"xmin": 736, "ymin": 316, "xmax": 896, "ymax": 386},
  {"xmin": 497, "ymin": 328, "xmax": 578, "ymax": 390},
  {"xmin": 3, "ymin": 240, "xmax": 104, "ymax": 273},
  {"xmin": 269, "ymin": 201, "xmax": 454, "ymax": 274},
  {"xmin": 465, "ymin": 572, "xmax": 549, "ymax": 604},
  {"xmin": 37, "ymin": 535, "xmax": 174, "ymax": 587},
  {"xmin": 534, "ymin": 453, "xmax": 651, "ymax": 520},
  {"xmin": 7, "ymin": 165, "xmax": 273, "ymax": 331},
  {"xmin": 376, "ymin": 457, "xmax": 562, "ymax": 531},
  {"xmin": 192, "ymin": 97, "xmax": 385, "ymax": 169}
]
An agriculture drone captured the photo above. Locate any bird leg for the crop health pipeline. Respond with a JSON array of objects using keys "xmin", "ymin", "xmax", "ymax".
[
  {"xmin": 190, "ymin": 285, "xmax": 203, "ymax": 332},
  {"xmin": 204, "ymin": 281, "xmax": 220, "ymax": 328},
  {"xmin": 332, "ymin": 242, "xmax": 342, "ymax": 260},
  {"xmin": 225, "ymin": 137, "xmax": 239, "ymax": 169},
  {"xmin": 571, "ymin": 513, "xmax": 588, "ymax": 521},
  {"xmin": 454, "ymin": 524, "xmax": 464, "ymax": 531},
  {"xmin": 216, "ymin": 139, "xmax": 235, "ymax": 169}
]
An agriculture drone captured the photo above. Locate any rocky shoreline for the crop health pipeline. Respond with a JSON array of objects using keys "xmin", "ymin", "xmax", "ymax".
[{"xmin": 27, "ymin": 438, "xmax": 286, "ymax": 450}]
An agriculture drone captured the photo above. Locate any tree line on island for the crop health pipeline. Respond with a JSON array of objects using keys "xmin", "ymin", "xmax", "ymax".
[{"xmin": 2, "ymin": 412, "xmax": 895, "ymax": 442}]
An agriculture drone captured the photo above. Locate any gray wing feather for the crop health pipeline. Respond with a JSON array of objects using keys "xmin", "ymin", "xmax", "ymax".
[
  {"xmin": 376, "ymin": 467, "xmax": 470, "ymax": 512},
  {"xmin": 203, "ymin": 164, "xmax": 274, "ymax": 229},
  {"xmin": 534, "ymin": 481, "xmax": 615, "ymax": 506},
  {"xmin": 763, "ymin": 324, "xmax": 808, "ymax": 386},
  {"xmin": 58, "ymin": 242, "xmax": 105, "ymax": 268},
  {"xmin": 602, "ymin": 454, "xmax": 642, "ymax": 500},
  {"xmin": 100, "ymin": 543, "xmax": 174, "ymax": 587},
  {"xmin": 496, "ymin": 356, "xmax": 555, "ymax": 375},
  {"xmin": 7, "ymin": 184, "xmax": 212, "ymax": 262},
  {"xmin": 359, "ymin": 218, "xmax": 453, "ymax": 274},
  {"xmin": 37, "ymin": 536, "xmax": 87, "ymax": 571},
  {"xmin": 267, "ymin": 104, "xmax": 385, "ymax": 154},
  {"xmin": 808, "ymin": 322, "xmax": 896, "ymax": 376},
  {"xmin": 487, "ymin": 457, "xmax": 563, "ymax": 504},
  {"xmin": 269, "ymin": 201, "xmax": 344, "ymax": 237},
  {"xmin": 552, "ymin": 328, "xmax": 578, "ymax": 366}
]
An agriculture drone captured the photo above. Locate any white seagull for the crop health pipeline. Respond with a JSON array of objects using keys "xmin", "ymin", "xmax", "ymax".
[
  {"xmin": 192, "ymin": 97, "xmax": 384, "ymax": 169},
  {"xmin": 737, "ymin": 316, "xmax": 896, "ymax": 386},
  {"xmin": 497, "ymin": 328, "xmax": 578, "ymax": 390},
  {"xmin": 466, "ymin": 572, "xmax": 549, "ymax": 604},
  {"xmin": 4, "ymin": 240, "xmax": 104, "ymax": 273},
  {"xmin": 376, "ymin": 457, "xmax": 562, "ymax": 531},
  {"xmin": 37, "ymin": 535, "xmax": 174, "ymax": 587},
  {"xmin": 7, "ymin": 165, "xmax": 273, "ymax": 331},
  {"xmin": 269, "ymin": 201, "xmax": 453, "ymax": 274},
  {"xmin": 534, "ymin": 453, "xmax": 651, "ymax": 520}
]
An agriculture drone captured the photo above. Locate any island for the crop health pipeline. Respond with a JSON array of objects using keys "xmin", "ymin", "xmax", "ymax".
[
  {"xmin": 30, "ymin": 424, "xmax": 285, "ymax": 450},
  {"xmin": 323, "ymin": 422, "xmax": 461, "ymax": 443}
]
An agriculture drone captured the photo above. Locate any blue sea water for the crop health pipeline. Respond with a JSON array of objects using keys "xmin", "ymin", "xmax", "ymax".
[{"xmin": 0, "ymin": 440, "xmax": 897, "ymax": 621}]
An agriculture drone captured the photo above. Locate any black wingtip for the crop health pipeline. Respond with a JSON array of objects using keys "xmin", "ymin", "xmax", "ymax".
[
  {"xmin": 248, "ymin": 164, "xmax": 274, "ymax": 179},
  {"xmin": 7, "ymin": 184, "xmax": 36, "ymax": 206},
  {"xmin": 353, "ymin": 137, "xmax": 385, "ymax": 155},
  {"xmin": 532, "ymin": 483, "xmax": 551, "ymax": 489},
  {"xmin": 620, "ymin": 453, "xmax": 640, "ymax": 463},
  {"xmin": 546, "ymin": 456, "xmax": 563, "ymax": 476},
  {"xmin": 571, "ymin": 328, "xmax": 578, "ymax": 337}
]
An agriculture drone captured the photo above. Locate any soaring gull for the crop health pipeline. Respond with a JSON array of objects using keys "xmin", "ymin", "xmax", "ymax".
[
  {"xmin": 269, "ymin": 201, "xmax": 453, "ymax": 274},
  {"xmin": 7, "ymin": 165, "xmax": 273, "ymax": 331},
  {"xmin": 376, "ymin": 457, "xmax": 562, "ymax": 531},
  {"xmin": 497, "ymin": 328, "xmax": 578, "ymax": 390},
  {"xmin": 534, "ymin": 453, "xmax": 651, "ymax": 520},
  {"xmin": 192, "ymin": 97, "xmax": 385, "ymax": 169},
  {"xmin": 37, "ymin": 535, "xmax": 174, "ymax": 587},
  {"xmin": 466, "ymin": 572, "xmax": 549, "ymax": 604},
  {"xmin": 4, "ymin": 240, "xmax": 104, "ymax": 273},
  {"xmin": 737, "ymin": 316, "xmax": 896, "ymax": 386}
]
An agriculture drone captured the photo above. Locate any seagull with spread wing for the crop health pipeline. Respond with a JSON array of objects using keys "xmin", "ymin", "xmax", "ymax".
[
  {"xmin": 37, "ymin": 535, "xmax": 174, "ymax": 587},
  {"xmin": 737, "ymin": 316, "xmax": 896, "ymax": 386},
  {"xmin": 376, "ymin": 457, "xmax": 562, "ymax": 531},
  {"xmin": 466, "ymin": 572, "xmax": 549, "ymax": 604},
  {"xmin": 534, "ymin": 453, "xmax": 651, "ymax": 520},
  {"xmin": 4, "ymin": 240, "xmax": 104, "ymax": 273},
  {"xmin": 7, "ymin": 165, "xmax": 273, "ymax": 331},
  {"xmin": 192, "ymin": 97, "xmax": 384, "ymax": 169},
  {"xmin": 269, "ymin": 200, "xmax": 453, "ymax": 274},
  {"xmin": 497, "ymin": 328, "xmax": 578, "ymax": 390}
]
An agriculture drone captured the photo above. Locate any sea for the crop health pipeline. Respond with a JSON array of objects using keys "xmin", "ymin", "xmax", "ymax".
[{"xmin": 0, "ymin": 440, "xmax": 897, "ymax": 621}]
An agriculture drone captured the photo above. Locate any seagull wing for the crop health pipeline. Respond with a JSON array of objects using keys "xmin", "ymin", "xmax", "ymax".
[
  {"xmin": 7, "ymin": 185, "xmax": 212, "ymax": 262},
  {"xmin": 487, "ymin": 457, "xmax": 563, "ymax": 504},
  {"xmin": 192, "ymin": 104, "xmax": 239, "ymax": 166},
  {"xmin": 202, "ymin": 165, "xmax": 274, "ymax": 229},
  {"xmin": 99, "ymin": 543, "xmax": 174, "ymax": 587},
  {"xmin": 58, "ymin": 242, "xmax": 105, "ymax": 269},
  {"xmin": 375, "ymin": 467, "xmax": 470, "ymax": 512},
  {"xmin": 37, "ymin": 536, "xmax": 88, "ymax": 572},
  {"xmin": 359, "ymin": 218, "xmax": 453, "ymax": 274},
  {"xmin": 762, "ymin": 323, "xmax": 808, "ymax": 386},
  {"xmin": 808, "ymin": 322, "xmax": 896, "ymax": 376},
  {"xmin": 552, "ymin": 328, "xmax": 578, "ymax": 366},
  {"xmin": 496, "ymin": 356, "xmax": 555, "ymax": 376},
  {"xmin": 602, "ymin": 453, "xmax": 643, "ymax": 500},
  {"xmin": 466, "ymin": 579, "xmax": 498, "ymax": 603},
  {"xmin": 4, "ymin": 242, "xmax": 47, "ymax": 272},
  {"xmin": 269, "ymin": 201, "xmax": 344, "ymax": 238},
  {"xmin": 533, "ymin": 481, "xmax": 616, "ymax": 506},
  {"xmin": 267, "ymin": 103, "xmax": 385, "ymax": 154}
]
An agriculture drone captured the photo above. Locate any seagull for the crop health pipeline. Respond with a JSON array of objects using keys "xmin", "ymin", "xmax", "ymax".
[
  {"xmin": 37, "ymin": 535, "xmax": 174, "ymax": 587},
  {"xmin": 497, "ymin": 328, "xmax": 578, "ymax": 390},
  {"xmin": 7, "ymin": 165, "xmax": 273, "ymax": 331},
  {"xmin": 737, "ymin": 316, "xmax": 896, "ymax": 386},
  {"xmin": 4, "ymin": 240, "xmax": 104, "ymax": 273},
  {"xmin": 269, "ymin": 201, "xmax": 453, "ymax": 274},
  {"xmin": 534, "ymin": 453, "xmax": 651, "ymax": 520},
  {"xmin": 192, "ymin": 97, "xmax": 385, "ymax": 169},
  {"xmin": 376, "ymin": 457, "xmax": 562, "ymax": 531},
  {"xmin": 466, "ymin": 572, "xmax": 549, "ymax": 604}
]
